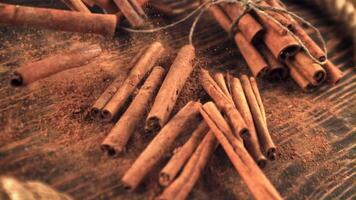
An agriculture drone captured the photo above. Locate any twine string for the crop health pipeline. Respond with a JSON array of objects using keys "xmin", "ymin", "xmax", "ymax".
[{"xmin": 122, "ymin": 0, "xmax": 328, "ymax": 65}]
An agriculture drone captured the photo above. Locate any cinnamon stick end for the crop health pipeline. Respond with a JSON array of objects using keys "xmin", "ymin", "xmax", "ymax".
[
  {"xmin": 279, "ymin": 45, "xmax": 300, "ymax": 61},
  {"xmin": 314, "ymin": 70, "xmax": 326, "ymax": 85},
  {"xmin": 145, "ymin": 117, "xmax": 162, "ymax": 133},
  {"xmin": 267, "ymin": 148, "xmax": 277, "ymax": 161},
  {"xmin": 240, "ymin": 128, "xmax": 250, "ymax": 139},
  {"xmin": 158, "ymin": 172, "xmax": 171, "ymax": 187},
  {"xmin": 101, "ymin": 144, "xmax": 121, "ymax": 157},
  {"xmin": 90, "ymin": 107, "xmax": 101, "ymax": 119},
  {"xmin": 10, "ymin": 73, "xmax": 24, "ymax": 87},
  {"xmin": 257, "ymin": 157, "xmax": 268, "ymax": 169},
  {"xmin": 101, "ymin": 109, "xmax": 113, "ymax": 122}
]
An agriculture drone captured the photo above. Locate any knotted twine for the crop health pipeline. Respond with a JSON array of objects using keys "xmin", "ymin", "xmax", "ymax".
[{"xmin": 122, "ymin": 0, "xmax": 328, "ymax": 65}]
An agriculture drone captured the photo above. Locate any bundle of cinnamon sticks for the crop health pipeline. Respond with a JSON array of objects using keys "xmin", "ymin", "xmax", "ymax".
[
  {"xmin": 98, "ymin": 43, "xmax": 196, "ymax": 156},
  {"xmin": 202, "ymin": 0, "xmax": 344, "ymax": 92}
]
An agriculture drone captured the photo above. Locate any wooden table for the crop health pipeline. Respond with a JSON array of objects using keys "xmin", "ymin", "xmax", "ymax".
[{"xmin": 0, "ymin": 0, "xmax": 355, "ymax": 199}]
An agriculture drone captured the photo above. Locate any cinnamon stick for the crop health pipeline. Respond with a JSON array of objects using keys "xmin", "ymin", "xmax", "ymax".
[
  {"xmin": 228, "ymin": 76, "xmax": 267, "ymax": 167},
  {"xmin": 258, "ymin": 0, "xmax": 295, "ymax": 30},
  {"xmin": 113, "ymin": 0, "xmax": 147, "ymax": 27},
  {"xmin": 221, "ymin": 3, "xmax": 265, "ymax": 44},
  {"xmin": 0, "ymin": 3, "xmax": 118, "ymax": 36},
  {"xmin": 293, "ymin": 25, "xmax": 326, "ymax": 62},
  {"xmin": 11, "ymin": 45, "xmax": 102, "ymax": 87},
  {"xmin": 102, "ymin": 42, "xmax": 165, "ymax": 121},
  {"xmin": 285, "ymin": 59, "xmax": 316, "ymax": 93},
  {"xmin": 249, "ymin": 77, "xmax": 267, "ymax": 123},
  {"xmin": 159, "ymin": 122, "xmax": 209, "ymax": 186},
  {"xmin": 260, "ymin": 44, "xmax": 289, "ymax": 80},
  {"xmin": 146, "ymin": 45, "xmax": 196, "ymax": 133},
  {"xmin": 90, "ymin": 48, "xmax": 146, "ymax": 119},
  {"xmin": 61, "ymin": 0, "xmax": 91, "ymax": 13},
  {"xmin": 212, "ymin": 71, "xmax": 230, "ymax": 96},
  {"xmin": 121, "ymin": 101, "xmax": 202, "ymax": 191},
  {"xmin": 157, "ymin": 132, "xmax": 217, "ymax": 200},
  {"xmin": 323, "ymin": 60, "xmax": 344, "ymax": 85},
  {"xmin": 101, "ymin": 66, "xmax": 166, "ymax": 156},
  {"xmin": 199, "ymin": 68, "xmax": 249, "ymax": 139},
  {"xmin": 202, "ymin": 3, "xmax": 231, "ymax": 32},
  {"xmin": 240, "ymin": 75, "xmax": 276, "ymax": 160},
  {"xmin": 234, "ymin": 32, "xmax": 269, "ymax": 78},
  {"xmin": 291, "ymin": 52, "xmax": 326, "ymax": 86},
  {"xmin": 200, "ymin": 102, "xmax": 283, "ymax": 200},
  {"xmin": 264, "ymin": 28, "xmax": 301, "ymax": 61}
]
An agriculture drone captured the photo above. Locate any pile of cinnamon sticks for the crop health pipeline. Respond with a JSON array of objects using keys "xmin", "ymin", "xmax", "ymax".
[
  {"xmin": 0, "ymin": 0, "xmax": 171, "ymax": 35},
  {"xmin": 202, "ymin": 0, "xmax": 344, "ymax": 92}
]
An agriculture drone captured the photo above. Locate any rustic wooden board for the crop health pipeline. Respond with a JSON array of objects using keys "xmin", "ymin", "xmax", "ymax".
[{"xmin": 0, "ymin": 0, "xmax": 355, "ymax": 200}]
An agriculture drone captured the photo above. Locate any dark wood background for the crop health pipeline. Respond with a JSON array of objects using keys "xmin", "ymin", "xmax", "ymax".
[{"xmin": 0, "ymin": 0, "xmax": 355, "ymax": 199}]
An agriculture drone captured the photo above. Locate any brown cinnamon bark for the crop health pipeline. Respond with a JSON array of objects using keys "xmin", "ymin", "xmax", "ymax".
[
  {"xmin": 113, "ymin": 0, "xmax": 147, "ymax": 27},
  {"xmin": 286, "ymin": 60, "xmax": 317, "ymax": 93},
  {"xmin": 228, "ymin": 76, "xmax": 267, "ymax": 167},
  {"xmin": 212, "ymin": 71, "xmax": 230, "ymax": 96},
  {"xmin": 234, "ymin": 32, "xmax": 269, "ymax": 78},
  {"xmin": 240, "ymin": 75, "xmax": 276, "ymax": 160},
  {"xmin": 291, "ymin": 52, "xmax": 326, "ymax": 86},
  {"xmin": 159, "ymin": 122, "xmax": 209, "ymax": 186},
  {"xmin": 249, "ymin": 77, "xmax": 267, "ymax": 123},
  {"xmin": 199, "ymin": 68, "xmax": 249, "ymax": 139},
  {"xmin": 0, "ymin": 3, "xmax": 118, "ymax": 36},
  {"xmin": 11, "ymin": 45, "xmax": 102, "ymax": 87},
  {"xmin": 323, "ymin": 60, "xmax": 344, "ymax": 85},
  {"xmin": 256, "ymin": 1, "xmax": 294, "ymax": 31},
  {"xmin": 121, "ymin": 101, "xmax": 202, "ymax": 191},
  {"xmin": 102, "ymin": 42, "xmax": 165, "ymax": 121},
  {"xmin": 61, "ymin": 0, "xmax": 91, "ymax": 13},
  {"xmin": 146, "ymin": 45, "xmax": 196, "ymax": 133},
  {"xmin": 293, "ymin": 25, "xmax": 326, "ymax": 62},
  {"xmin": 264, "ymin": 28, "xmax": 301, "ymax": 61},
  {"xmin": 260, "ymin": 44, "xmax": 289, "ymax": 80},
  {"xmin": 222, "ymin": 3, "xmax": 264, "ymax": 44},
  {"xmin": 221, "ymin": 3, "xmax": 265, "ymax": 44},
  {"xmin": 90, "ymin": 48, "xmax": 146, "ymax": 119},
  {"xmin": 101, "ymin": 66, "xmax": 166, "ymax": 156},
  {"xmin": 203, "ymin": 3, "xmax": 231, "ymax": 32},
  {"xmin": 200, "ymin": 102, "xmax": 283, "ymax": 200},
  {"xmin": 157, "ymin": 132, "xmax": 217, "ymax": 200}
]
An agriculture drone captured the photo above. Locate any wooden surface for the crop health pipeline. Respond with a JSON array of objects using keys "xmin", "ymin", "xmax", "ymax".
[{"xmin": 0, "ymin": 0, "xmax": 355, "ymax": 200}]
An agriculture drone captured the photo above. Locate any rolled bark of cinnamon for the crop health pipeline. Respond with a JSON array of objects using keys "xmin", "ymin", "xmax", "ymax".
[
  {"xmin": 234, "ymin": 32, "xmax": 269, "ymax": 78},
  {"xmin": 286, "ymin": 60, "xmax": 316, "ymax": 93},
  {"xmin": 254, "ymin": 10, "xmax": 287, "ymax": 36},
  {"xmin": 11, "ymin": 45, "xmax": 102, "ymax": 87},
  {"xmin": 113, "ymin": 0, "xmax": 147, "ymax": 27},
  {"xmin": 199, "ymin": 68, "xmax": 249, "ymax": 139},
  {"xmin": 260, "ymin": 44, "xmax": 289, "ymax": 80},
  {"xmin": 203, "ymin": 3, "xmax": 231, "ymax": 32},
  {"xmin": 293, "ymin": 25, "xmax": 326, "ymax": 62},
  {"xmin": 200, "ymin": 102, "xmax": 283, "ymax": 200},
  {"xmin": 102, "ymin": 42, "xmax": 165, "ymax": 121},
  {"xmin": 157, "ymin": 132, "xmax": 217, "ymax": 200},
  {"xmin": 323, "ymin": 60, "xmax": 344, "ymax": 85},
  {"xmin": 90, "ymin": 48, "xmax": 146, "ymax": 119},
  {"xmin": 121, "ymin": 101, "xmax": 202, "ymax": 191},
  {"xmin": 264, "ymin": 28, "xmax": 301, "ymax": 61},
  {"xmin": 240, "ymin": 75, "xmax": 276, "ymax": 160},
  {"xmin": 101, "ymin": 66, "xmax": 166, "ymax": 156},
  {"xmin": 212, "ymin": 71, "xmax": 230, "ymax": 96},
  {"xmin": 61, "ymin": 0, "xmax": 91, "ymax": 13},
  {"xmin": 221, "ymin": 3, "xmax": 265, "ymax": 44},
  {"xmin": 291, "ymin": 52, "xmax": 326, "ymax": 86},
  {"xmin": 228, "ymin": 76, "xmax": 267, "ymax": 168},
  {"xmin": 146, "ymin": 45, "xmax": 196, "ymax": 133},
  {"xmin": 0, "ymin": 3, "xmax": 118, "ymax": 36},
  {"xmin": 249, "ymin": 77, "xmax": 267, "ymax": 123},
  {"xmin": 159, "ymin": 122, "xmax": 209, "ymax": 186}
]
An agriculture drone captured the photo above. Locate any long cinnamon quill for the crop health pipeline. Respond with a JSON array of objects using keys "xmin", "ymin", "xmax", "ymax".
[
  {"xmin": 101, "ymin": 66, "xmax": 166, "ymax": 156},
  {"xmin": 121, "ymin": 101, "xmax": 202, "ymax": 191}
]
